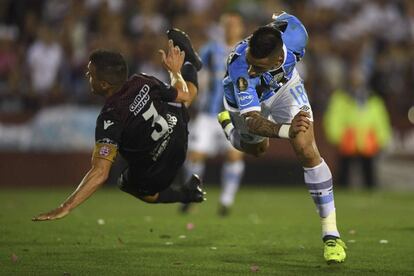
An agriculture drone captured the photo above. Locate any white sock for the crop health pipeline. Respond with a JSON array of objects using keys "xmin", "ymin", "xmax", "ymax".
[
  {"xmin": 220, "ymin": 160, "xmax": 245, "ymax": 206},
  {"xmin": 184, "ymin": 159, "xmax": 206, "ymax": 181},
  {"xmin": 304, "ymin": 159, "xmax": 340, "ymax": 238}
]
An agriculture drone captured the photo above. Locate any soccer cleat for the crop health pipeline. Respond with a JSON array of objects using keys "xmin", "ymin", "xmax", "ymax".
[
  {"xmin": 181, "ymin": 174, "xmax": 205, "ymax": 203},
  {"xmin": 324, "ymin": 238, "xmax": 347, "ymax": 264},
  {"xmin": 217, "ymin": 111, "xmax": 233, "ymax": 139},
  {"xmin": 167, "ymin": 28, "xmax": 202, "ymax": 71}
]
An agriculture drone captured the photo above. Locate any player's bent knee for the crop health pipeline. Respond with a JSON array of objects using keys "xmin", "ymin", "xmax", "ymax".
[
  {"xmin": 226, "ymin": 149, "xmax": 244, "ymax": 162},
  {"xmin": 291, "ymin": 135, "xmax": 321, "ymax": 166},
  {"xmin": 138, "ymin": 193, "xmax": 160, "ymax": 203}
]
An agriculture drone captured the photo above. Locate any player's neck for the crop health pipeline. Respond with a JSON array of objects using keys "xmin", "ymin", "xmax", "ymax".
[{"xmin": 105, "ymin": 84, "xmax": 122, "ymax": 98}]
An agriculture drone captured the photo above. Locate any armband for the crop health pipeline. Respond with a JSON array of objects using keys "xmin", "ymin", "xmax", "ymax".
[{"xmin": 93, "ymin": 142, "xmax": 118, "ymax": 162}]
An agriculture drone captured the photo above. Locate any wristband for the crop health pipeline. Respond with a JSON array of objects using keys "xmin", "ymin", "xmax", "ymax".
[{"xmin": 278, "ymin": 124, "xmax": 290, "ymax": 139}]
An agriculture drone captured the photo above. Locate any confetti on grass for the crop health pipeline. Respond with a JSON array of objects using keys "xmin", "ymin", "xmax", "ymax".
[
  {"xmin": 250, "ymin": 265, "xmax": 259, "ymax": 272},
  {"xmin": 97, "ymin": 219, "xmax": 105, "ymax": 225},
  {"xmin": 186, "ymin": 223, "xmax": 195, "ymax": 230},
  {"xmin": 379, "ymin": 240, "xmax": 389, "ymax": 244},
  {"xmin": 11, "ymin": 253, "xmax": 18, "ymax": 263}
]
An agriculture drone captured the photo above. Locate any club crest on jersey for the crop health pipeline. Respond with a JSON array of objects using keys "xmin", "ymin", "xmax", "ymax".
[
  {"xmin": 99, "ymin": 145, "xmax": 111, "ymax": 157},
  {"xmin": 237, "ymin": 77, "xmax": 248, "ymax": 91}
]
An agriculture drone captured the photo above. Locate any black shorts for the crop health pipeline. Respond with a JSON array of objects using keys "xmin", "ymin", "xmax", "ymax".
[{"xmin": 118, "ymin": 104, "xmax": 188, "ymax": 197}]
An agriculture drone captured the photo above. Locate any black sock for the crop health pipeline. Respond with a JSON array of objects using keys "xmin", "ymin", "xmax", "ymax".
[
  {"xmin": 157, "ymin": 187, "xmax": 187, "ymax": 203},
  {"xmin": 181, "ymin": 62, "xmax": 198, "ymax": 89}
]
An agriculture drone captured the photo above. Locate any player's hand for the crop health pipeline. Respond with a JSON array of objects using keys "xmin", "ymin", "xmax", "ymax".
[
  {"xmin": 32, "ymin": 206, "xmax": 69, "ymax": 222},
  {"xmin": 289, "ymin": 111, "xmax": 311, "ymax": 138},
  {"xmin": 159, "ymin": 39, "xmax": 185, "ymax": 74}
]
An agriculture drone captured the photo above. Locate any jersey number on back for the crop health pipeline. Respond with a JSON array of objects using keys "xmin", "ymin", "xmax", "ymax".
[{"xmin": 142, "ymin": 103, "xmax": 168, "ymax": 141}]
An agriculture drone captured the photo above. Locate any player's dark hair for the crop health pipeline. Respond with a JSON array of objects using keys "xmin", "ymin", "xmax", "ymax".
[
  {"xmin": 89, "ymin": 49, "xmax": 128, "ymax": 85},
  {"xmin": 249, "ymin": 26, "xmax": 283, "ymax": 59}
]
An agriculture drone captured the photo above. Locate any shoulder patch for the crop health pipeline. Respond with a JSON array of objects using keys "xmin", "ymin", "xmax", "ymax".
[{"xmin": 237, "ymin": 77, "xmax": 248, "ymax": 92}]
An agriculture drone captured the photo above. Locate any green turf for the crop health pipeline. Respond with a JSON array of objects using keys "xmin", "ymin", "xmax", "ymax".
[{"xmin": 1, "ymin": 186, "xmax": 414, "ymax": 275}]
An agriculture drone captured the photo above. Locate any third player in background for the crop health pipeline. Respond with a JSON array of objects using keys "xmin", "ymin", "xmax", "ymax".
[{"xmin": 182, "ymin": 12, "xmax": 245, "ymax": 216}]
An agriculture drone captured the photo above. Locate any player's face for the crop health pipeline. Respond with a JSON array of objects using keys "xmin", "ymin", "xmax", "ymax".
[
  {"xmin": 86, "ymin": 61, "xmax": 104, "ymax": 95},
  {"xmin": 246, "ymin": 48, "xmax": 284, "ymax": 77}
]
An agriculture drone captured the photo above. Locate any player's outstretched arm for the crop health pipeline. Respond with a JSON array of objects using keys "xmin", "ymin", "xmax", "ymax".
[
  {"xmin": 159, "ymin": 40, "xmax": 195, "ymax": 107},
  {"xmin": 32, "ymin": 157, "xmax": 112, "ymax": 221},
  {"xmin": 244, "ymin": 110, "xmax": 311, "ymax": 139}
]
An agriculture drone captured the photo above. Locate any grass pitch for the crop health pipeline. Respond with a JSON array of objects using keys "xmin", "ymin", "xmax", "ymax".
[{"xmin": 1, "ymin": 186, "xmax": 414, "ymax": 275}]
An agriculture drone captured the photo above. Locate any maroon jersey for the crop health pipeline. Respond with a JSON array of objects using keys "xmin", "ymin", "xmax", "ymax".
[{"xmin": 95, "ymin": 73, "xmax": 189, "ymax": 170}]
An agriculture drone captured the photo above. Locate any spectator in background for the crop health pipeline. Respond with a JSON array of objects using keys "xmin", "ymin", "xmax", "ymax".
[
  {"xmin": 26, "ymin": 23, "xmax": 63, "ymax": 108},
  {"xmin": 324, "ymin": 66, "xmax": 392, "ymax": 188},
  {"xmin": 0, "ymin": 26, "xmax": 21, "ymax": 112}
]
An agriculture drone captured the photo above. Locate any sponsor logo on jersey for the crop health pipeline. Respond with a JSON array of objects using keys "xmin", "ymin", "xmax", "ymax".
[
  {"xmin": 300, "ymin": 105, "xmax": 310, "ymax": 112},
  {"xmin": 150, "ymin": 113, "xmax": 178, "ymax": 161},
  {"xmin": 129, "ymin": 84, "xmax": 150, "ymax": 116},
  {"xmin": 238, "ymin": 92, "xmax": 254, "ymax": 107},
  {"xmin": 237, "ymin": 77, "xmax": 248, "ymax": 91},
  {"xmin": 103, "ymin": 120, "xmax": 114, "ymax": 130},
  {"xmin": 166, "ymin": 113, "xmax": 177, "ymax": 134}
]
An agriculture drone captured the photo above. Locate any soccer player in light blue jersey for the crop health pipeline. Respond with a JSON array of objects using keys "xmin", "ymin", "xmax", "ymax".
[
  {"xmin": 183, "ymin": 12, "xmax": 245, "ymax": 216},
  {"xmin": 218, "ymin": 12, "xmax": 347, "ymax": 264}
]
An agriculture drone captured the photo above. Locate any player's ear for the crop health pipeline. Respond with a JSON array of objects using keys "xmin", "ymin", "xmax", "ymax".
[{"xmin": 100, "ymin": 80, "xmax": 111, "ymax": 90}]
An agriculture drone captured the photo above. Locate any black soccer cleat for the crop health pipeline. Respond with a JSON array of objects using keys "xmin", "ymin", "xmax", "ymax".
[
  {"xmin": 181, "ymin": 174, "xmax": 205, "ymax": 203},
  {"xmin": 167, "ymin": 28, "xmax": 202, "ymax": 71}
]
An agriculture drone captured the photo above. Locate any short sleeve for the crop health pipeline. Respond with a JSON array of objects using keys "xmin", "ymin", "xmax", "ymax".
[
  {"xmin": 93, "ymin": 110, "xmax": 122, "ymax": 161},
  {"xmin": 155, "ymin": 78, "xmax": 178, "ymax": 102},
  {"xmin": 228, "ymin": 56, "xmax": 261, "ymax": 114}
]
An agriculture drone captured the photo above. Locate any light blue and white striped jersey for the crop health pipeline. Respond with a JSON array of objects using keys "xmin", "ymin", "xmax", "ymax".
[
  {"xmin": 197, "ymin": 40, "xmax": 231, "ymax": 115},
  {"xmin": 223, "ymin": 12, "xmax": 308, "ymax": 114}
]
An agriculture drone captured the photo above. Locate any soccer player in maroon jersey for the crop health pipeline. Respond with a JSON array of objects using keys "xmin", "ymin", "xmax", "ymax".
[{"xmin": 33, "ymin": 32, "xmax": 205, "ymax": 221}]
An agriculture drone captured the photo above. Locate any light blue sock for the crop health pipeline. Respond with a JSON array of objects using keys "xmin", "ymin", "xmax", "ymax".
[
  {"xmin": 220, "ymin": 160, "xmax": 245, "ymax": 206},
  {"xmin": 304, "ymin": 159, "xmax": 340, "ymax": 238}
]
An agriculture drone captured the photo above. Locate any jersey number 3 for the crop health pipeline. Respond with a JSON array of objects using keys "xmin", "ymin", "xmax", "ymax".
[{"xmin": 142, "ymin": 103, "xmax": 168, "ymax": 141}]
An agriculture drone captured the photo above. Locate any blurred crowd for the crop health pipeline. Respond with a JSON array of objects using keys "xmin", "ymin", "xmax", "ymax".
[{"xmin": 0, "ymin": 0, "xmax": 412, "ymax": 121}]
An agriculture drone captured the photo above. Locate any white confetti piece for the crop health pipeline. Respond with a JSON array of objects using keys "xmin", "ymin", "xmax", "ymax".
[
  {"xmin": 165, "ymin": 242, "xmax": 174, "ymax": 245},
  {"xmin": 210, "ymin": 247, "xmax": 217, "ymax": 250},
  {"xmin": 379, "ymin": 240, "xmax": 388, "ymax": 244},
  {"xmin": 179, "ymin": 235, "xmax": 187, "ymax": 239},
  {"xmin": 97, "ymin": 219, "xmax": 105, "ymax": 225},
  {"xmin": 347, "ymin": 239, "xmax": 356, "ymax": 243}
]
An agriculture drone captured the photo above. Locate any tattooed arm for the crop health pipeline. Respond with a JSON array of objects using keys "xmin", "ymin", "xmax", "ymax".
[
  {"xmin": 244, "ymin": 111, "xmax": 311, "ymax": 139},
  {"xmin": 244, "ymin": 111, "xmax": 280, "ymax": 138}
]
